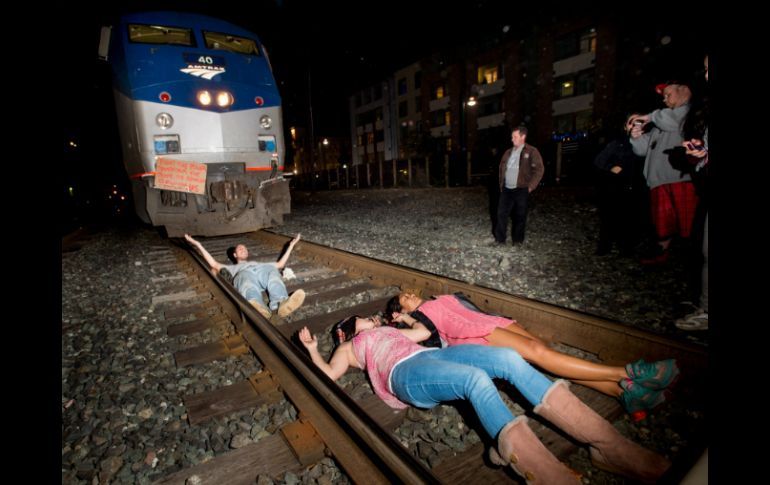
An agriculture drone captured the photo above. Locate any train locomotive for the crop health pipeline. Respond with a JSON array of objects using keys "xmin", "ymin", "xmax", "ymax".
[{"xmin": 99, "ymin": 11, "xmax": 290, "ymax": 236}]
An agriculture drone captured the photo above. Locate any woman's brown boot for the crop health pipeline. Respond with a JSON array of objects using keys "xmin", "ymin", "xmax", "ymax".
[
  {"xmin": 489, "ymin": 417, "xmax": 580, "ymax": 484},
  {"xmin": 534, "ymin": 380, "xmax": 671, "ymax": 483}
]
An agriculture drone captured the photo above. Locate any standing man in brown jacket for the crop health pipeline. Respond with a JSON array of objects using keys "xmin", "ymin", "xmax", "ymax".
[{"xmin": 494, "ymin": 125, "xmax": 545, "ymax": 245}]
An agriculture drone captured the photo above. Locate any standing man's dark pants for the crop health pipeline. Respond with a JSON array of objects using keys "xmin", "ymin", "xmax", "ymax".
[{"xmin": 495, "ymin": 187, "xmax": 529, "ymax": 244}]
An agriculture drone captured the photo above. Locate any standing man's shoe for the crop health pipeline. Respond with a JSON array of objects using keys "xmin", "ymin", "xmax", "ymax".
[{"xmin": 595, "ymin": 242, "xmax": 611, "ymax": 256}]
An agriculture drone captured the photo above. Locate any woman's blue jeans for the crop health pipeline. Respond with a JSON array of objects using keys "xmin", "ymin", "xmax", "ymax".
[
  {"xmin": 233, "ymin": 264, "xmax": 287, "ymax": 311},
  {"xmin": 390, "ymin": 345, "xmax": 553, "ymax": 439}
]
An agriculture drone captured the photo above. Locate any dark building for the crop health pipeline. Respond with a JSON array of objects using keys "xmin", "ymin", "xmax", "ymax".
[{"xmin": 346, "ymin": 13, "xmax": 703, "ymax": 187}]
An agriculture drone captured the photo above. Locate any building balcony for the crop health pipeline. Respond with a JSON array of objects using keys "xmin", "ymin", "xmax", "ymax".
[
  {"xmin": 430, "ymin": 125, "xmax": 451, "ymax": 137},
  {"xmin": 429, "ymin": 97, "xmax": 450, "ymax": 112},
  {"xmin": 472, "ymin": 79, "xmax": 505, "ymax": 98},
  {"xmin": 552, "ymin": 93, "xmax": 594, "ymax": 116},
  {"xmin": 553, "ymin": 52, "xmax": 596, "ymax": 78},
  {"xmin": 477, "ymin": 112, "xmax": 506, "ymax": 130}
]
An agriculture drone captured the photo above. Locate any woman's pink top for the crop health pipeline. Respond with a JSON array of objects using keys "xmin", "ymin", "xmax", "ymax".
[
  {"xmin": 351, "ymin": 326, "xmax": 434, "ymax": 409},
  {"xmin": 418, "ymin": 295, "xmax": 514, "ymax": 346}
]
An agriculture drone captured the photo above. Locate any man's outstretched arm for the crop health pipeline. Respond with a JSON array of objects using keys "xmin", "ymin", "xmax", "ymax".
[
  {"xmin": 276, "ymin": 233, "xmax": 301, "ymax": 269},
  {"xmin": 184, "ymin": 234, "xmax": 224, "ymax": 272}
]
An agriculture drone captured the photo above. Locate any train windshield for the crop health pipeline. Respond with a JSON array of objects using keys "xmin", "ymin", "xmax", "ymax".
[
  {"xmin": 203, "ymin": 31, "xmax": 261, "ymax": 56},
  {"xmin": 128, "ymin": 24, "xmax": 195, "ymax": 46}
]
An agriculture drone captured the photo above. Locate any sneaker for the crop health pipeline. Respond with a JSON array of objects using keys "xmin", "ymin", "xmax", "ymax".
[
  {"xmin": 675, "ymin": 309, "xmax": 708, "ymax": 331},
  {"xmin": 278, "ymin": 289, "xmax": 306, "ymax": 318},
  {"xmin": 625, "ymin": 359, "xmax": 680, "ymax": 390},
  {"xmin": 249, "ymin": 300, "xmax": 272, "ymax": 320},
  {"xmin": 618, "ymin": 378, "xmax": 668, "ymax": 415}
]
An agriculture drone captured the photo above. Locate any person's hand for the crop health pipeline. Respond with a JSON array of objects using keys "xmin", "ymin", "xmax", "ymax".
[
  {"xmin": 289, "ymin": 233, "xmax": 301, "ymax": 246},
  {"xmin": 298, "ymin": 326, "xmax": 317, "ymax": 350},
  {"xmin": 184, "ymin": 234, "xmax": 197, "ymax": 244},
  {"xmin": 391, "ymin": 312, "xmax": 407, "ymax": 323},
  {"xmin": 626, "ymin": 115, "xmax": 649, "ymax": 138},
  {"xmin": 683, "ymin": 139, "xmax": 707, "ymax": 158},
  {"xmin": 610, "ymin": 166, "xmax": 623, "ymax": 174}
]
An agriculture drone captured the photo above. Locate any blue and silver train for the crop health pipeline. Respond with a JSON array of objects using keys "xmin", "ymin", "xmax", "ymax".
[{"xmin": 99, "ymin": 11, "xmax": 290, "ymax": 236}]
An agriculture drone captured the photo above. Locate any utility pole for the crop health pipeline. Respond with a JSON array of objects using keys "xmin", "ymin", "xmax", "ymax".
[{"xmin": 308, "ymin": 66, "xmax": 316, "ymax": 191}]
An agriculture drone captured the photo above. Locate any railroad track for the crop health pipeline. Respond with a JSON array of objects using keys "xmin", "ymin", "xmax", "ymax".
[{"xmin": 146, "ymin": 230, "xmax": 707, "ymax": 484}]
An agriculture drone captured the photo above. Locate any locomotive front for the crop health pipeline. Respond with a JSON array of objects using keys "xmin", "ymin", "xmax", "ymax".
[{"xmin": 102, "ymin": 12, "xmax": 290, "ymax": 236}]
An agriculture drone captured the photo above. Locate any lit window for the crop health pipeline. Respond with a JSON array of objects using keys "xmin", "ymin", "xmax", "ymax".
[
  {"xmin": 580, "ymin": 29, "xmax": 597, "ymax": 54},
  {"xmin": 477, "ymin": 64, "xmax": 499, "ymax": 84}
]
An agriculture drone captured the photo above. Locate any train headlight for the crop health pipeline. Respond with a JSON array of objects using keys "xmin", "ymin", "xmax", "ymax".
[
  {"xmin": 216, "ymin": 91, "xmax": 234, "ymax": 107},
  {"xmin": 260, "ymin": 115, "xmax": 272, "ymax": 129},
  {"xmin": 197, "ymin": 90, "xmax": 212, "ymax": 106},
  {"xmin": 155, "ymin": 112, "xmax": 174, "ymax": 129}
]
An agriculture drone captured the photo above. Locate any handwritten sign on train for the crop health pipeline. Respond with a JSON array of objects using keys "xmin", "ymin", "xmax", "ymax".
[{"xmin": 155, "ymin": 158, "xmax": 207, "ymax": 195}]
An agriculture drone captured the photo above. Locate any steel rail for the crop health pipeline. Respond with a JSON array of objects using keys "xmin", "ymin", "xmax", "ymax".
[{"xmin": 179, "ymin": 240, "xmax": 440, "ymax": 485}]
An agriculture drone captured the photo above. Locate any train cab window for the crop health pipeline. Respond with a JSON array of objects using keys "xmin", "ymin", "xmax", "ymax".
[
  {"xmin": 128, "ymin": 24, "xmax": 195, "ymax": 46},
  {"xmin": 203, "ymin": 31, "xmax": 260, "ymax": 56}
]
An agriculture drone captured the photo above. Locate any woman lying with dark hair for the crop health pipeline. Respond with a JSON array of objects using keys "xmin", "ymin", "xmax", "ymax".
[{"xmin": 386, "ymin": 291, "xmax": 679, "ymax": 419}]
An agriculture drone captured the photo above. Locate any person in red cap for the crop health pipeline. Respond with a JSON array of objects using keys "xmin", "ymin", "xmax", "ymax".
[{"xmin": 627, "ymin": 80, "xmax": 697, "ymax": 265}]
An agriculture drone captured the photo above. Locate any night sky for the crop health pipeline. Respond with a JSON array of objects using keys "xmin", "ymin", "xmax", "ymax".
[{"xmin": 62, "ymin": 1, "xmax": 707, "ymax": 233}]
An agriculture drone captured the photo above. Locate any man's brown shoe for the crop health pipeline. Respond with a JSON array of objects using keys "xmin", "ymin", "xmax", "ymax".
[
  {"xmin": 249, "ymin": 300, "xmax": 272, "ymax": 320},
  {"xmin": 278, "ymin": 290, "xmax": 305, "ymax": 318}
]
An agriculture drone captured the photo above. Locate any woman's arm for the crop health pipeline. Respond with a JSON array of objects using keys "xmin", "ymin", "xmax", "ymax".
[
  {"xmin": 298, "ymin": 326, "xmax": 352, "ymax": 380},
  {"xmin": 398, "ymin": 321, "xmax": 432, "ymax": 343},
  {"xmin": 392, "ymin": 312, "xmax": 419, "ymax": 326}
]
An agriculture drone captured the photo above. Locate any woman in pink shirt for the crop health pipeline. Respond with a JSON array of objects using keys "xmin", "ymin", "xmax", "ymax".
[
  {"xmin": 298, "ymin": 316, "xmax": 669, "ymax": 484},
  {"xmin": 387, "ymin": 292, "xmax": 678, "ymax": 418}
]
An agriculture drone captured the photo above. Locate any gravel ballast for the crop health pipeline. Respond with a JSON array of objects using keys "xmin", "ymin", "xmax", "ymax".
[
  {"xmin": 62, "ymin": 186, "xmax": 707, "ymax": 484},
  {"xmin": 278, "ymin": 186, "xmax": 703, "ymax": 339}
]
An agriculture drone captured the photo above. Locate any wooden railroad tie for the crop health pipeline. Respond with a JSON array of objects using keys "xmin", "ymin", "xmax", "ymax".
[
  {"xmin": 174, "ymin": 334, "xmax": 250, "ymax": 367},
  {"xmin": 183, "ymin": 371, "xmax": 283, "ymax": 425}
]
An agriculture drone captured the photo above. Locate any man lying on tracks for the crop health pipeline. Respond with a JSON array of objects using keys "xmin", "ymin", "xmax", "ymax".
[
  {"xmin": 184, "ymin": 234, "xmax": 305, "ymax": 319},
  {"xmin": 386, "ymin": 291, "xmax": 679, "ymax": 420},
  {"xmin": 298, "ymin": 316, "xmax": 670, "ymax": 484}
]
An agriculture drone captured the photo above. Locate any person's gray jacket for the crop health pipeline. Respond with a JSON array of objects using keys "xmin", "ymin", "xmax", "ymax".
[{"xmin": 630, "ymin": 104, "xmax": 691, "ymax": 189}]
